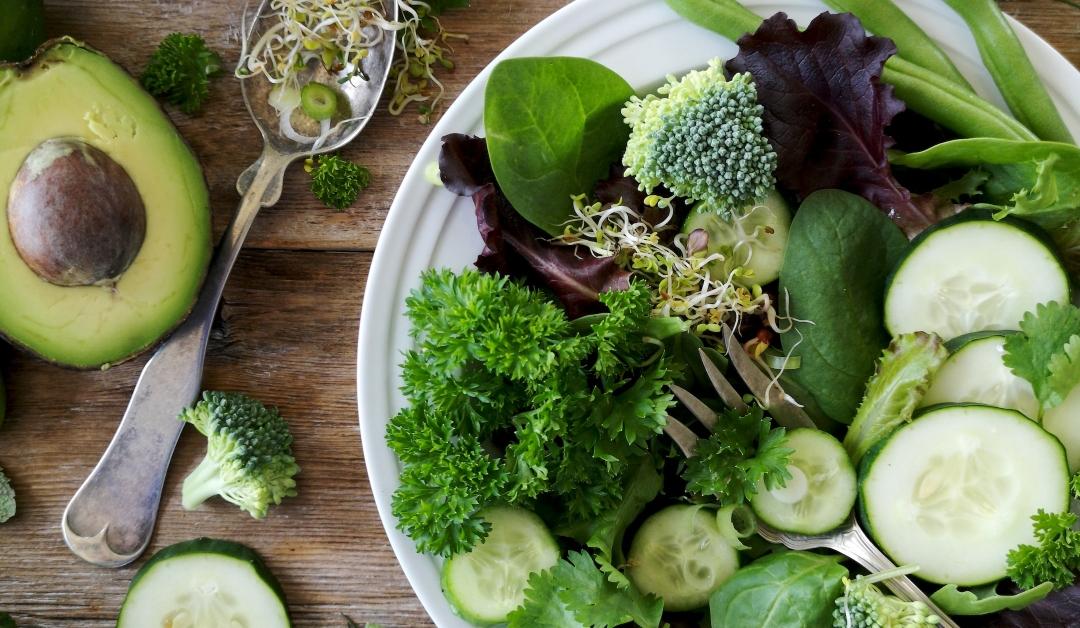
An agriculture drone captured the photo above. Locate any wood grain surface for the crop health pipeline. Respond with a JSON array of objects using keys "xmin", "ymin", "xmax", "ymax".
[{"xmin": 0, "ymin": 1, "xmax": 1077, "ymax": 626}]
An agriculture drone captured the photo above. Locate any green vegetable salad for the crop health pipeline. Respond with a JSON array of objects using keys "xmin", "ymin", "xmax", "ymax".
[{"xmin": 386, "ymin": 0, "xmax": 1080, "ymax": 625}]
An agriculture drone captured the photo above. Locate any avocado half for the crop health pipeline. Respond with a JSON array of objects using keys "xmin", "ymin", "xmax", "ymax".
[{"xmin": 0, "ymin": 39, "xmax": 211, "ymax": 368}]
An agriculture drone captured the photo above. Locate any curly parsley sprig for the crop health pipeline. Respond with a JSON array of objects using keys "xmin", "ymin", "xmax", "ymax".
[
  {"xmin": 386, "ymin": 270, "xmax": 676, "ymax": 556},
  {"xmin": 681, "ymin": 405, "xmax": 793, "ymax": 507},
  {"xmin": 306, "ymin": 155, "xmax": 372, "ymax": 210},
  {"xmin": 141, "ymin": 33, "xmax": 222, "ymax": 115}
]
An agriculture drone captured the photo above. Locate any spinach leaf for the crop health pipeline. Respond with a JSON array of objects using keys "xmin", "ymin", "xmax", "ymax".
[
  {"xmin": 931, "ymin": 582, "xmax": 1053, "ymax": 616},
  {"xmin": 484, "ymin": 57, "xmax": 634, "ymax": 235},
  {"xmin": 779, "ymin": 189, "xmax": 908, "ymax": 423},
  {"xmin": 709, "ymin": 551, "xmax": 847, "ymax": 628}
]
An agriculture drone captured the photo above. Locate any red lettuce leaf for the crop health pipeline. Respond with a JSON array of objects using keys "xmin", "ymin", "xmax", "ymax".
[
  {"xmin": 440, "ymin": 134, "xmax": 630, "ymax": 317},
  {"xmin": 726, "ymin": 12, "xmax": 939, "ymax": 237}
]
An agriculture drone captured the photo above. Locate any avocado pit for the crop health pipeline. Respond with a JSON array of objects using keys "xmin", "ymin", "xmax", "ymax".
[{"xmin": 7, "ymin": 137, "xmax": 147, "ymax": 287}]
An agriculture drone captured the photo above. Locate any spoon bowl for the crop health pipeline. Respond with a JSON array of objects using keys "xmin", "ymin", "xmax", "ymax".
[{"xmin": 239, "ymin": 0, "xmax": 397, "ymax": 157}]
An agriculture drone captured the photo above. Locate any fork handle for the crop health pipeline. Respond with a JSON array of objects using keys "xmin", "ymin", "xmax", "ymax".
[
  {"xmin": 837, "ymin": 526, "xmax": 959, "ymax": 628},
  {"xmin": 61, "ymin": 146, "xmax": 292, "ymax": 567}
]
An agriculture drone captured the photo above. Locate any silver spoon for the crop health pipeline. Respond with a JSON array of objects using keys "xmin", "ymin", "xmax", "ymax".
[{"xmin": 61, "ymin": 0, "xmax": 398, "ymax": 567}]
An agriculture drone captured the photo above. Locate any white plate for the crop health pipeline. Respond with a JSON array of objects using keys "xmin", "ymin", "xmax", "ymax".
[{"xmin": 358, "ymin": 1, "xmax": 1080, "ymax": 624}]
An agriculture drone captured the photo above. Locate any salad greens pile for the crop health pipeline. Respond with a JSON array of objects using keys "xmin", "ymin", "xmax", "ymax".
[{"xmin": 386, "ymin": 0, "xmax": 1080, "ymax": 625}]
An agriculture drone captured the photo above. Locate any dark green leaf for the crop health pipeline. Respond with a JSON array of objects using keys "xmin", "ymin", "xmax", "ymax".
[
  {"xmin": 780, "ymin": 189, "xmax": 908, "ymax": 423},
  {"xmin": 485, "ymin": 57, "xmax": 634, "ymax": 235},
  {"xmin": 709, "ymin": 551, "xmax": 847, "ymax": 628}
]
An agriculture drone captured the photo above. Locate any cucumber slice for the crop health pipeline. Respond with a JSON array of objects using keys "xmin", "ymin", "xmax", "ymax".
[
  {"xmin": 921, "ymin": 333, "xmax": 1040, "ymax": 420},
  {"xmin": 860, "ymin": 404, "xmax": 1069, "ymax": 586},
  {"xmin": 750, "ymin": 428, "xmax": 856, "ymax": 535},
  {"xmin": 680, "ymin": 190, "xmax": 791, "ymax": 287},
  {"xmin": 627, "ymin": 504, "xmax": 739, "ymax": 611},
  {"xmin": 441, "ymin": 506, "xmax": 559, "ymax": 624},
  {"xmin": 885, "ymin": 212, "xmax": 1069, "ymax": 340},
  {"xmin": 300, "ymin": 82, "xmax": 337, "ymax": 120},
  {"xmin": 117, "ymin": 538, "xmax": 290, "ymax": 627},
  {"xmin": 1042, "ymin": 385, "xmax": 1080, "ymax": 471}
]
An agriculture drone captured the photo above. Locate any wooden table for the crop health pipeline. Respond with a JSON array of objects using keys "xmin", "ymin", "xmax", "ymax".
[{"xmin": 0, "ymin": 1, "xmax": 1076, "ymax": 625}]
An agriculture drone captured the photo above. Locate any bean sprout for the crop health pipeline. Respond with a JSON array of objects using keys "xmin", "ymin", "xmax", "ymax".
[
  {"xmin": 556, "ymin": 196, "xmax": 781, "ymax": 335},
  {"xmin": 236, "ymin": 0, "xmax": 464, "ymax": 125}
]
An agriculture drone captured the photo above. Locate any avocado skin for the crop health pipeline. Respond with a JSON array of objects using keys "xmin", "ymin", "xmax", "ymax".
[
  {"xmin": 0, "ymin": 39, "xmax": 212, "ymax": 369},
  {"xmin": 0, "ymin": 0, "xmax": 45, "ymax": 62}
]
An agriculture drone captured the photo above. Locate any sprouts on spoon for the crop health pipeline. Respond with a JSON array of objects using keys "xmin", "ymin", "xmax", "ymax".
[{"xmin": 236, "ymin": 0, "xmax": 465, "ymax": 128}]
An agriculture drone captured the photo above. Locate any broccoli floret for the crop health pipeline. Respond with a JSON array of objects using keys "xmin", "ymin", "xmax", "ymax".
[
  {"xmin": 180, "ymin": 392, "xmax": 299, "ymax": 519},
  {"xmin": 306, "ymin": 154, "xmax": 372, "ymax": 210},
  {"xmin": 141, "ymin": 33, "xmax": 223, "ymax": 115},
  {"xmin": 0, "ymin": 466, "xmax": 14, "ymax": 523},
  {"xmin": 833, "ymin": 568, "xmax": 942, "ymax": 627},
  {"xmin": 622, "ymin": 58, "xmax": 777, "ymax": 216}
]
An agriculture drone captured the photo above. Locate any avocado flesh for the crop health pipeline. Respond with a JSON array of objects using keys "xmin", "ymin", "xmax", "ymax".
[{"xmin": 0, "ymin": 40, "xmax": 211, "ymax": 368}]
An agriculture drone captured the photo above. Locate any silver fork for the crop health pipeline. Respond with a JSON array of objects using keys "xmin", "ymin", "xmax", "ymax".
[
  {"xmin": 60, "ymin": 0, "xmax": 398, "ymax": 567},
  {"xmin": 666, "ymin": 336, "xmax": 958, "ymax": 627}
]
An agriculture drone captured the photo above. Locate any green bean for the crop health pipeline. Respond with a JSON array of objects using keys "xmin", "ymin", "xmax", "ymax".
[
  {"xmin": 942, "ymin": 0, "xmax": 1073, "ymax": 143},
  {"xmin": 664, "ymin": 0, "xmax": 761, "ymax": 41},
  {"xmin": 882, "ymin": 57, "xmax": 1037, "ymax": 141},
  {"xmin": 822, "ymin": 0, "xmax": 973, "ymax": 91},
  {"xmin": 664, "ymin": 0, "xmax": 1037, "ymax": 141}
]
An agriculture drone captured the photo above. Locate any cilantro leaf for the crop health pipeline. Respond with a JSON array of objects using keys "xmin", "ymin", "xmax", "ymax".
[
  {"xmin": 1007, "ymin": 509, "xmax": 1080, "ymax": 590},
  {"xmin": 508, "ymin": 551, "xmax": 662, "ymax": 628},
  {"xmin": 1004, "ymin": 301, "xmax": 1080, "ymax": 409},
  {"xmin": 1047, "ymin": 335, "xmax": 1080, "ymax": 409},
  {"xmin": 507, "ymin": 568, "xmax": 584, "ymax": 628},
  {"xmin": 681, "ymin": 406, "xmax": 793, "ymax": 506}
]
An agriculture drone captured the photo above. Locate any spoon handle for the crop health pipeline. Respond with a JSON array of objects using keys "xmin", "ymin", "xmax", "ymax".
[{"xmin": 62, "ymin": 147, "xmax": 292, "ymax": 567}]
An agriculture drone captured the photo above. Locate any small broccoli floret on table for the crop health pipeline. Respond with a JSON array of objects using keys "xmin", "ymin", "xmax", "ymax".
[
  {"xmin": 180, "ymin": 391, "xmax": 299, "ymax": 519},
  {"xmin": 0, "ymin": 466, "xmax": 14, "ymax": 523},
  {"xmin": 833, "ymin": 568, "xmax": 942, "ymax": 627},
  {"xmin": 140, "ymin": 33, "xmax": 223, "ymax": 115},
  {"xmin": 622, "ymin": 58, "xmax": 777, "ymax": 217}
]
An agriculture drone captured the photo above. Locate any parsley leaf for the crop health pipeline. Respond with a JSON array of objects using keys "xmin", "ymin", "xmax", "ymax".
[
  {"xmin": 1004, "ymin": 301, "xmax": 1080, "ymax": 409},
  {"xmin": 1007, "ymin": 509, "xmax": 1080, "ymax": 590},
  {"xmin": 507, "ymin": 551, "xmax": 663, "ymax": 628},
  {"xmin": 681, "ymin": 405, "xmax": 793, "ymax": 506}
]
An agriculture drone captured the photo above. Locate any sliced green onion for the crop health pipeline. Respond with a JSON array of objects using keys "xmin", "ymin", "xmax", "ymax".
[
  {"xmin": 766, "ymin": 353, "xmax": 800, "ymax": 371},
  {"xmin": 300, "ymin": 82, "xmax": 337, "ymax": 120},
  {"xmin": 716, "ymin": 503, "xmax": 756, "ymax": 550}
]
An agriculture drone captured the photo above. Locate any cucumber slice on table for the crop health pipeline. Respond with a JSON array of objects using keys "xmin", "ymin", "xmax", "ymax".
[
  {"xmin": 680, "ymin": 190, "xmax": 791, "ymax": 287},
  {"xmin": 442, "ymin": 506, "xmax": 559, "ymax": 624},
  {"xmin": 860, "ymin": 404, "xmax": 1069, "ymax": 586},
  {"xmin": 117, "ymin": 538, "xmax": 290, "ymax": 627},
  {"xmin": 750, "ymin": 428, "xmax": 856, "ymax": 535},
  {"xmin": 921, "ymin": 332, "xmax": 1040, "ymax": 419},
  {"xmin": 627, "ymin": 504, "xmax": 739, "ymax": 611},
  {"xmin": 885, "ymin": 212, "xmax": 1069, "ymax": 340}
]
